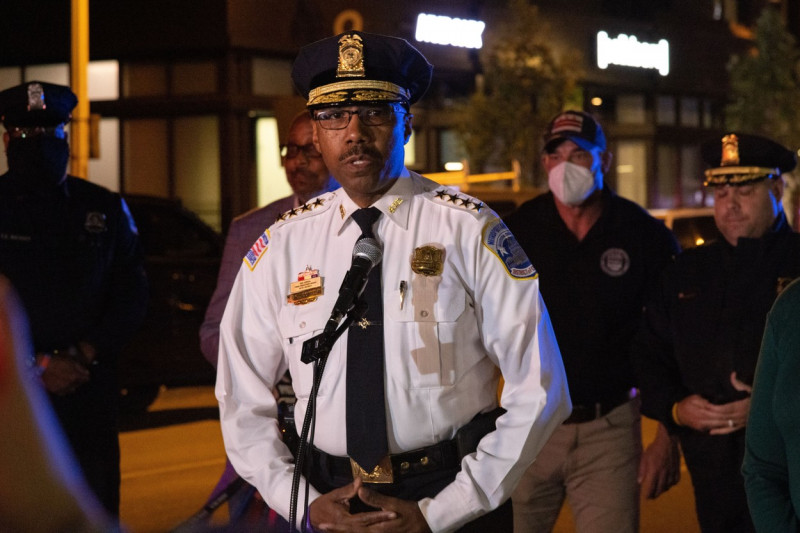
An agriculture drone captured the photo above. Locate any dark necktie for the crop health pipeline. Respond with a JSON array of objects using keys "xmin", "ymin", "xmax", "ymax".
[{"xmin": 346, "ymin": 207, "xmax": 388, "ymax": 471}]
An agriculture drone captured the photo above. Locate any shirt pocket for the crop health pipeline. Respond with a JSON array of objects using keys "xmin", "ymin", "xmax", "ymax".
[
  {"xmin": 277, "ymin": 304, "xmax": 340, "ymax": 399},
  {"xmin": 385, "ymin": 274, "xmax": 467, "ymax": 389}
]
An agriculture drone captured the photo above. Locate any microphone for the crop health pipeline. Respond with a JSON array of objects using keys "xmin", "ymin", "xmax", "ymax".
[{"xmin": 324, "ymin": 237, "xmax": 382, "ymax": 333}]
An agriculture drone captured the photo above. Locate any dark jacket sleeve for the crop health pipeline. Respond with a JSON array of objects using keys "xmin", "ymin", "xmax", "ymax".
[
  {"xmin": 84, "ymin": 195, "xmax": 148, "ymax": 355},
  {"xmin": 633, "ymin": 261, "xmax": 690, "ymax": 432}
]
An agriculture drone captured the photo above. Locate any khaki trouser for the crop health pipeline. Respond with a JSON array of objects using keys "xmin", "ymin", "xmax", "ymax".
[{"xmin": 512, "ymin": 399, "xmax": 642, "ymax": 533}]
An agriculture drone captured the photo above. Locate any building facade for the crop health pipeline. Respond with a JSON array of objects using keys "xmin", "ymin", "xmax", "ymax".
[{"xmin": 0, "ymin": 0, "xmax": 785, "ymax": 230}]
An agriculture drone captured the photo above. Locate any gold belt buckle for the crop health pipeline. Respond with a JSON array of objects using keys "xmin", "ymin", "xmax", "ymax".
[{"xmin": 350, "ymin": 455, "xmax": 394, "ymax": 484}]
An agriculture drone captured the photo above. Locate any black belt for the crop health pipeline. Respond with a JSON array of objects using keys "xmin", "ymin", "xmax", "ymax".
[
  {"xmin": 311, "ymin": 439, "xmax": 461, "ymax": 483},
  {"xmin": 563, "ymin": 389, "xmax": 637, "ymax": 424}
]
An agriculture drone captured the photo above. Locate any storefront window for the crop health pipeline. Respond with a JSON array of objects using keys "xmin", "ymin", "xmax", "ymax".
[
  {"xmin": 680, "ymin": 144, "xmax": 704, "ymax": 206},
  {"xmin": 124, "ymin": 63, "xmax": 168, "ymax": 97},
  {"xmin": 680, "ymin": 97, "xmax": 699, "ymax": 127},
  {"xmin": 703, "ymin": 100, "xmax": 714, "ymax": 129},
  {"xmin": 174, "ymin": 116, "xmax": 221, "ymax": 230},
  {"xmin": 656, "ymin": 144, "xmax": 679, "ymax": 209},
  {"xmin": 654, "ymin": 143, "xmax": 705, "ymax": 209},
  {"xmin": 616, "ymin": 94, "xmax": 646, "ymax": 124},
  {"xmin": 124, "ymin": 119, "xmax": 170, "ymax": 197},
  {"xmin": 256, "ymin": 117, "xmax": 290, "ymax": 213},
  {"xmin": 173, "ymin": 61, "xmax": 218, "ymax": 95},
  {"xmin": 615, "ymin": 140, "xmax": 648, "ymax": 206},
  {"xmin": 89, "ymin": 118, "xmax": 120, "ymax": 192},
  {"xmin": 252, "ymin": 58, "xmax": 294, "ymax": 96},
  {"xmin": 656, "ymin": 95, "xmax": 676, "ymax": 125},
  {"xmin": 439, "ymin": 129, "xmax": 467, "ymax": 171}
]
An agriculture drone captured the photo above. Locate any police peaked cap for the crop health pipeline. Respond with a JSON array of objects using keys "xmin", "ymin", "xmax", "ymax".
[
  {"xmin": 0, "ymin": 81, "xmax": 77, "ymax": 128},
  {"xmin": 291, "ymin": 31, "xmax": 433, "ymax": 109},
  {"xmin": 702, "ymin": 133, "xmax": 796, "ymax": 186}
]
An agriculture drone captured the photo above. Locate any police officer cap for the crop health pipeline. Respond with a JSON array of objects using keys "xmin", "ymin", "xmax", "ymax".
[
  {"xmin": 543, "ymin": 110, "xmax": 607, "ymax": 152},
  {"xmin": 702, "ymin": 133, "xmax": 796, "ymax": 186},
  {"xmin": 291, "ymin": 31, "xmax": 433, "ymax": 109},
  {"xmin": 0, "ymin": 81, "xmax": 77, "ymax": 128}
]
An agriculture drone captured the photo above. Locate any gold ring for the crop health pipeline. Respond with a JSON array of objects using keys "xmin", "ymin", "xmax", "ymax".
[{"xmin": 728, "ymin": 419, "xmax": 734, "ymax": 428}]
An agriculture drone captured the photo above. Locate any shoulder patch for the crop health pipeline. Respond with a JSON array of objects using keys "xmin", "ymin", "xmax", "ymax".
[
  {"xmin": 244, "ymin": 229, "xmax": 270, "ymax": 271},
  {"xmin": 431, "ymin": 188, "xmax": 486, "ymax": 213},
  {"xmin": 482, "ymin": 219, "xmax": 537, "ymax": 279}
]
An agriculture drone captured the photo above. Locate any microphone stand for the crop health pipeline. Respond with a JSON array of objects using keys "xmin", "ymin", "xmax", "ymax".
[{"xmin": 289, "ymin": 300, "xmax": 368, "ymax": 532}]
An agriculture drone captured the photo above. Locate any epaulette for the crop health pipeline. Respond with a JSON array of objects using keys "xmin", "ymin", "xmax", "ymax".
[
  {"xmin": 428, "ymin": 187, "xmax": 490, "ymax": 218},
  {"xmin": 272, "ymin": 192, "xmax": 336, "ymax": 229}
]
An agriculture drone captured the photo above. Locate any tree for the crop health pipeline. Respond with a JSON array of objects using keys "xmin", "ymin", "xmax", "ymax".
[
  {"xmin": 456, "ymin": 0, "xmax": 581, "ymax": 186},
  {"xmin": 726, "ymin": 5, "xmax": 800, "ymax": 146},
  {"xmin": 726, "ymin": 5, "xmax": 800, "ymax": 226}
]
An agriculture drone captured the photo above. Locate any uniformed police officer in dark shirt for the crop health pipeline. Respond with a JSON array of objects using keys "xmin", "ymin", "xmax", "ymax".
[
  {"xmin": 0, "ymin": 81, "xmax": 148, "ymax": 517},
  {"xmin": 636, "ymin": 133, "xmax": 800, "ymax": 533}
]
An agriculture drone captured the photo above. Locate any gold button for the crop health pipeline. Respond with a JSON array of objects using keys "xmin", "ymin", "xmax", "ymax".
[
  {"xmin": 400, "ymin": 461, "xmax": 410, "ymax": 470},
  {"xmin": 420, "ymin": 456, "xmax": 429, "ymax": 465}
]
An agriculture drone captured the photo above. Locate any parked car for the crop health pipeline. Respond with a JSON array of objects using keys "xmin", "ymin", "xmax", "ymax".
[
  {"xmin": 118, "ymin": 195, "xmax": 222, "ymax": 412},
  {"xmin": 650, "ymin": 207, "xmax": 721, "ymax": 250}
]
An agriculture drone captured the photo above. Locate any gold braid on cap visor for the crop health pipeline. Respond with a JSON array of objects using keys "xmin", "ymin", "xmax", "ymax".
[
  {"xmin": 703, "ymin": 166, "xmax": 780, "ymax": 186},
  {"xmin": 307, "ymin": 80, "xmax": 410, "ymax": 107}
]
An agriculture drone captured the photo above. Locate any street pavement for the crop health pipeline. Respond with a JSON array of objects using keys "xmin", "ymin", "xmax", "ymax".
[{"xmin": 119, "ymin": 386, "xmax": 701, "ymax": 533}]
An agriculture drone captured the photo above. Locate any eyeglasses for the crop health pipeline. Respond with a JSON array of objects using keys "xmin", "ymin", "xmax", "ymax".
[
  {"xmin": 280, "ymin": 143, "xmax": 322, "ymax": 159},
  {"xmin": 313, "ymin": 105, "xmax": 406, "ymax": 130}
]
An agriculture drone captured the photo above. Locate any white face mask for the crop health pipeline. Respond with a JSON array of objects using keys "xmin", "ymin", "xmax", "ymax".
[{"xmin": 547, "ymin": 161, "xmax": 602, "ymax": 206}]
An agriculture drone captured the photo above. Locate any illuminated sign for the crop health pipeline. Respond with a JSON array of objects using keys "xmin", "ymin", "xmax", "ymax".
[
  {"xmin": 596, "ymin": 31, "xmax": 669, "ymax": 76},
  {"xmin": 415, "ymin": 13, "xmax": 485, "ymax": 49}
]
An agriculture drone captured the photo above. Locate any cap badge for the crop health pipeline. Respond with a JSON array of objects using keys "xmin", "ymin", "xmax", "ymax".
[
  {"xmin": 337, "ymin": 33, "xmax": 365, "ymax": 78},
  {"xmin": 411, "ymin": 245, "xmax": 444, "ymax": 277},
  {"xmin": 27, "ymin": 83, "xmax": 46, "ymax": 112},
  {"xmin": 721, "ymin": 134, "xmax": 740, "ymax": 167}
]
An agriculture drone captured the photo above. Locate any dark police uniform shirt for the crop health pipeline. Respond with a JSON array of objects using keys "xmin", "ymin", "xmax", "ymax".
[
  {"xmin": 0, "ymin": 172, "xmax": 148, "ymax": 420},
  {"xmin": 636, "ymin": 212, "xmax": 800, "ymax": 431},
  {"xmin": 505, "ymin": 187, "xmax": 679, "ymax": 408}
]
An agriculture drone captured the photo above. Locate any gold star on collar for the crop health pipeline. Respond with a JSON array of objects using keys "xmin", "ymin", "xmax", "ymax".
[
  {"xmin": 288, "ymin": 208, "xmax": 299, "ymax": 217},
  {"xmin": 435, "ymin": 189, "xmax": 448, "ymax": 200},
  {"xmin": 447, "ymin": 193, "xmax": 460, "ymax": 204},
  {"xmin": 471, "ymin": 202, "xmax": 484, "ymax": 212},
  {"xmin": 301, "ymin": 203, "xmax": 312, "ymax": 212},
  {"xmin": 313, "ymin": 198, "xmax": 325, "ymax": 208}
]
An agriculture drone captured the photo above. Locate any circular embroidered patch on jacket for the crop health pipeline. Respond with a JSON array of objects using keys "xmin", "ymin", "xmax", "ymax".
[
  {"xmin": 483, "ymin": 219, "xmax": 537, "ymax": 279},
  {"xmin": 600, "ymin": 247, "xmax": 630, "ymax": 277}
]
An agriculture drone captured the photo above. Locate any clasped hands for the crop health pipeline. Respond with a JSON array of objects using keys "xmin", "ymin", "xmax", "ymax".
[
  {"xmin": 675, "ymin": 371, "xmax": 752, "ymax": 435},
  {"xmin": 308, "ymin": 477, "xmax": 432, "ymax": 533},
  {"xmin": 37, "ymin": 341, "xmax": 97, "ymax": 396}
]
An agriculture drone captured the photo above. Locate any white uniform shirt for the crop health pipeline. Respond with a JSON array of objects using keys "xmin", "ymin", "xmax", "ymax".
[{"xmin": 217, "ymin": 171, "xmax": 571, "ymax": 532}]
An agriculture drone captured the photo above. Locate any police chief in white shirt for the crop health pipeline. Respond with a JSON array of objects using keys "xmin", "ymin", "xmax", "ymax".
[{"xmin": 216, "ymin": 30, "xmax": 571, "ymax": 533}]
